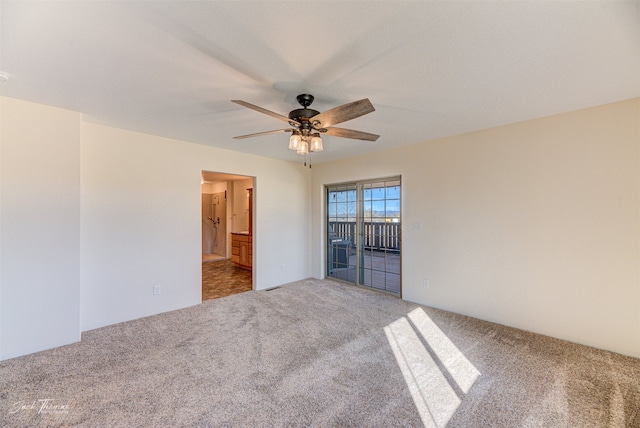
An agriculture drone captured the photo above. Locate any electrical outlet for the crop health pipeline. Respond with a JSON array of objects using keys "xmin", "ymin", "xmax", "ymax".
[
  {"xmin": 281, "ymin": 264, "xmax": 286, "ymax": 272},
  {"xmin": 423, "ymin": 279, "xmax": 429, "ymax": 288},
  {"xmin": 153, "ymin": 285, "xmax": 161, "ymax": 295}
]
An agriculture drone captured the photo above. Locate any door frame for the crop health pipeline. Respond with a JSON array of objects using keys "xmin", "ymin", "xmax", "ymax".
[
  {"xmin": 201, "ymin": 171, "xmax": 256, "ymax": 294},
  {"xmin": 324, "ymin": 176, "xmax": 402, "ymax": 297}
]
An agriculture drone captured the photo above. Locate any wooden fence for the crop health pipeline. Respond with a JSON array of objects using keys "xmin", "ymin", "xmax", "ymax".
[{"xmin": 329, "ymin": 221, "xmax": 400, "ymax": 251}]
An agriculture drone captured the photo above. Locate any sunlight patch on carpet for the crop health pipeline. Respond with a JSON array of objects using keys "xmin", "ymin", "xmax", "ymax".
[
  {"xmin": 384, "ymin": 308, "xmax": 480, "ymax": 427},
  {"xmin": 407, "ymin": 308, "xmax": 480, "ymax": 393}
]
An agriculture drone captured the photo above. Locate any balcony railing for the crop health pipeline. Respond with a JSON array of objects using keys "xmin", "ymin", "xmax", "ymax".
[{"xmin": 329, "ymin": 221, "xmax": 401, "ymax": 252}]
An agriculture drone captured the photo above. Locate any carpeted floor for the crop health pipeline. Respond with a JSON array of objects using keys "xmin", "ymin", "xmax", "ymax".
[
  {"xmin": 202, "ymin": 259, "xmax": 252, "ymax": 301},
  {"xmin": 1, "ymin": 279, "xmax": 638, "ymax": 427}
]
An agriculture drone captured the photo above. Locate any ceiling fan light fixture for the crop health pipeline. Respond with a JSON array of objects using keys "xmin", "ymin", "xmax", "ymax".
[
  {"xmin": 310, "ymin": 133, "xmax": 323, "ymax": 152},
  {"xmin": 288, "ymin": 131, "xmax": 301, "ymax": 150}
]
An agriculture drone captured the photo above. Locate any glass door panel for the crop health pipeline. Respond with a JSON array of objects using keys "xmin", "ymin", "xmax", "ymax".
[
  {"xmin": 359, "ymin": 178, "xmax": 401, "ymax": 294},
  {"xmin": 326, "ymin": 184, "xmax": 357, "ymax": 284},
  {"xmin": 327, "ymin": 178, "xmax": 401, "ymax": 296}
]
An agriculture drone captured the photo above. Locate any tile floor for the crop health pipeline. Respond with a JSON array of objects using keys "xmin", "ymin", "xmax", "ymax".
[{"xmin": 202, "ymin": 259, "xmax": 252, "ymax": 301}]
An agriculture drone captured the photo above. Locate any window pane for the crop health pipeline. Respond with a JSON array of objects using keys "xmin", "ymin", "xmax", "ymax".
[
  {"xmin": 385, "ymin": 273, "xmax": 401, "ymax": 293},
  {"xmin": 328, "ymin": 202, "xmax": 337, "ymax": 217},
  {"xmin": 336, "ymin": 202, "xmax": 348, "ymax": 219},
  {"xmin": 385, "ymin": 253, "xmax": 400, "ymax": 274},
  {"xmin": 362, "ymin": 268, "xmax": 372, "ymax": 287},
  {"xmin": 371, "ymin": 252, "xmax": 386, "ymax": 272},
  {"xmin": 363, "ymin": 184, "xmax": 372, "ymax": 200},
  {"xmin": 385, "ymin": 184, "xmax": 400, "ymax": 199},
  {"xmin": 371, "ymin": 200, "xmax": 385, "ymax": 218},
  {"xmin": 385, "ymin": 199, "xmax": 400, "ymax": 218},
  {"xmin": 371, "ymin": 186, "xmax": 385, "ymax": 200},
  {"xmin": 372, "ymin": 271, "xmax": 385, "ymax": 289},
  {"xmin": 363, "ymin": 200, "xmax": 372, "ymax": 219},
  {"xmin": 348, "ymin": 201, "xmax": 356, "ymax": 218}
]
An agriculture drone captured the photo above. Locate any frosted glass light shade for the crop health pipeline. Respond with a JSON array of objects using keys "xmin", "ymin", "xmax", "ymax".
[
  {"xmin": 296, "ymin": 140, "xmax": 309, "ymax": 155},
  {"xmin": 310, "ymin": 134, "xmax": 323, "ymax": 152},
  {"xmin": 289, "ymin": 132, "xmax": 301, "ymax": 150}
]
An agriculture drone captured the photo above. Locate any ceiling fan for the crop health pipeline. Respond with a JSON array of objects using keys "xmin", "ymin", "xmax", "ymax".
[{"xmin": 231, "ymin": 94, "xmax": 379, "ymax": 156}]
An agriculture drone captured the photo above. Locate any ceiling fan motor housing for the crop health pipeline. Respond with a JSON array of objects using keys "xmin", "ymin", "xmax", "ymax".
[
  {"xmin": 289, "ymin": 93, "xmax": 320, "ymax": 129},
  {"xmin": 288, "ymin": 94, "xmax": 321, "ymax": 130},
  {"xmin": 289, "ymin": 108, "xmax": 319, "ymax": 123}
]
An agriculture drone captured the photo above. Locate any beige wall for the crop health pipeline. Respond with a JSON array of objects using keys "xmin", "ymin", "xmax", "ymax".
[
  {"xmin": 312, "ymin": 98, "xmax": 640, "ymax": 358},
  {"xmin": 0, "ymin": 97, "xmax": 81, "ymax": 359}
]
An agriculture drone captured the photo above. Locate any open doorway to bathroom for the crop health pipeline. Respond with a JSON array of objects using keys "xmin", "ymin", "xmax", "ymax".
[{"xmin": 201, "ymin": 171, "xmax": 254, "ymax": 301}]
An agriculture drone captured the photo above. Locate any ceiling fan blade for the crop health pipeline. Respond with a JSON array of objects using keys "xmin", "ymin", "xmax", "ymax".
[
  {"xmin": 323, "ymin": 127, "xmax": 379, "ymax": 141},
  {"xmin": 231, "ymin": 100, "xmax": 300, "ymax": 126},
  {"xmin": 233, "ymin": 129, "xmax": 293, "ymax": 139},
  {"xmin": 311, "ymin": 98, "xmax": 375, "ymax": 128}
]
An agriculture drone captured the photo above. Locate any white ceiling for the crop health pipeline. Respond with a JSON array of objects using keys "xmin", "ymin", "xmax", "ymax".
[{"xmin": 1, "ymin": 1, "xmax": 638, "ymax": 164}]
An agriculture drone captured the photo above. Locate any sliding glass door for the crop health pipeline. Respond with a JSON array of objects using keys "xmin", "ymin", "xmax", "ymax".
[{"xmin": 326, "ymin": 177, "xmax": 401, "ymax": 296}]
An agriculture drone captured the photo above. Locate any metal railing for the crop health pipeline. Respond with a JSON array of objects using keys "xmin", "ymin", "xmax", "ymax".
[{"xmin": 329, "ymin": 221, "xmax": 400, "ymax": 251}]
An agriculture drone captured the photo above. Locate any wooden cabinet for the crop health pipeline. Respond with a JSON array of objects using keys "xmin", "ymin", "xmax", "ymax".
[{"xmin": 231, "ymin": 233, "xmax": 252, "ymax": 270}]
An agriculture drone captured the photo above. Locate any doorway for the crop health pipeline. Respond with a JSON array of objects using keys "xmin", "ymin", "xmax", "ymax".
[
  {"xmin": 326, "ymin": 177, "xmax": 401, "ymax": 296},
  {"xmin": 201, "ymin": 171, "xmax": 254, "ymax": 301}
]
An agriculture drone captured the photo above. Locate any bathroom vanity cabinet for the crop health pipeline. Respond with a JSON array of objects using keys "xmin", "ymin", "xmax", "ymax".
[{"xmin": 231, "ymin": 233, "xmax": 252, "ymax": 270}]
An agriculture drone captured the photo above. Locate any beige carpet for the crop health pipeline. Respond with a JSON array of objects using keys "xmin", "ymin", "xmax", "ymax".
[{"xmin": 1, "ymin": 279, "xmax": 638, "ymax": 427}]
